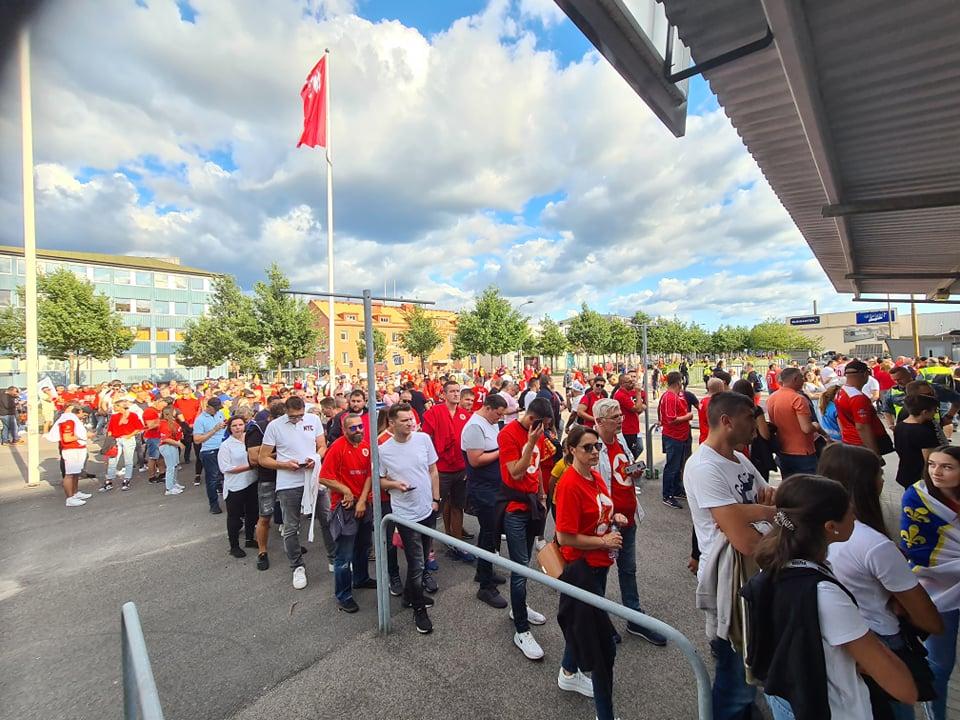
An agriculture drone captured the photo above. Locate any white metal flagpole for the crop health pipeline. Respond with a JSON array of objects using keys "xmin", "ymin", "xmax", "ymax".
[
  {"xmin": 19, "ymin": 28, "xmax": 40, "ymax": 487},
  {"xmin": 324, "ymin": 48, "xmax": 336, "ymax": 392}
]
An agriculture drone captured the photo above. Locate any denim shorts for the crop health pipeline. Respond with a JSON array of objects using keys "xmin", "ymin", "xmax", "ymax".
[
  {"xmin": 258, "ymin": 481, "xmax": 276, "ymax": 517},
  {"xmin": 145, "ymin": 437, "xmax": 161, "ymax": 459}
]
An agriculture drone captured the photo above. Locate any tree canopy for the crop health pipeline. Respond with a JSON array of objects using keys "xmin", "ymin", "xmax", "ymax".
[
  {"xmin": 400, "ymin": 305, "xmax": 444, "ymax": 371},
  {"xmin": 357, "ymin": 327, "xmax": 387, "ymax": 364},
  {"xmin": 451, "ymin": 286, "xmax": 529, "ymax": 357},
  {"xmin": 252, "ymin": 264, "xmax": 318, "ymax": 371}
]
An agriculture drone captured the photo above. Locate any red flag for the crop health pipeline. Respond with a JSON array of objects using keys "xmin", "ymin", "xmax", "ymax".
[{"xmin": 297, "ymin": 57, "xmax": 327, "ymax": 148}]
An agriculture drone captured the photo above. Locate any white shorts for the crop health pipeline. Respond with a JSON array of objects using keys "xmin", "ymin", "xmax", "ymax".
[{"xmin": 61, "ymin": 448, "xmax": 88, "ymax": 475}]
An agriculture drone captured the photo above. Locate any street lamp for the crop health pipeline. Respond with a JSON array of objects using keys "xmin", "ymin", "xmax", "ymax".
[{"xmin": 517, "ymin": 299, "xmax": 534, "ymax": 373}]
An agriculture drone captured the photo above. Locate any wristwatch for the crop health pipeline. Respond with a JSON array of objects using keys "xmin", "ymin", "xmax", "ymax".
[{"xmin": 432, "ymin": 498, "xmax": 441, "ymax": 504}]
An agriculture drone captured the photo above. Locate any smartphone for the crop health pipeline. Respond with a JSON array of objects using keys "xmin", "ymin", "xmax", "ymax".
[
  {"xmin": 624, "ymin": 461, "xmax": 645, "ymax": 475},
  {"xmin": 532, "ymin": 419, "xmax": 543, "ymax": 430},
  {"xmin": 297, "ymin": 462, "xmax": 310, "ymax": 468},
  {"xmin": 401, "ymin": 485, "xmax": 415, "ymax": 492}
]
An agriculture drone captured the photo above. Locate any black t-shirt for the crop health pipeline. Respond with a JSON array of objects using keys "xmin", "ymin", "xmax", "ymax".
[
  {"xmin": 244, "ymin": 422, "xmax": 276, "ymax": 484},
  {"xmin": 894, "ymin": 420, "xmax": 940, "ymax": 488}
]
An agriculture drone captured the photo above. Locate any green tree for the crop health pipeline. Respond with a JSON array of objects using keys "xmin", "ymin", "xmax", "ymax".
[
  {"xmin": 357, "ymin": 327, "xmax": 387, "ymax": 364},
  {"xmin": 748, "ymin": 320, "xmax": 822, "ymax": 353},
  {"xmin": 400, "ymin": 305, "xmax": 444, "ymax": 372},
  {"xmin": 252, "ymin": 264, "xmax": 318, "ymax": 375},
  {"xmin": 604, "ymin": 317, "xmax": 637, "ymax": 359},
  {"xmin": 35, "ymin": 269, "xmax": 135, "ymax": 383},
  {"xmin": 537, "ymin": 316, "xmax": 568, "ymax": 368},
  {"xmin": 565, "ymin": 304, "xmax": 610, "ymax": 357},
  {"xmin": 0, "ymin": 304, "xmax": 25, "ymax": 356},
  {"xmin": 451, "ymin": 287, "xmax": 529, "ymax": 358},
  {"xmin": 178, "ymin": 274, "xmax": 260, "ymax": 374},
  {"xmin": 683, "ymin": 322, "xmax": 711, "ymax": 357}
]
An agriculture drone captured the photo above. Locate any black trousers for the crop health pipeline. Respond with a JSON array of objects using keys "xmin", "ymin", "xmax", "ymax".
[{"xmin": 225, "ymin": 484, "xmax": 258, "ymax": 549}]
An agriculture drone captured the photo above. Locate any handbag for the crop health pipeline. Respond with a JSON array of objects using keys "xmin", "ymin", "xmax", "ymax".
[{"xmin": 537, "ymin": 538, "xmax": 566, "ymax": 579}]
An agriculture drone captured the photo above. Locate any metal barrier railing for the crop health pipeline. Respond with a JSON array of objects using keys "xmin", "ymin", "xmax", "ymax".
[
  {"xmin": 377, "ymin": 513, "xmax": 713, "ymax": 720},
  {"xmin": 121, "ymin": 602, "xmax": 165, "ymax": 720}
]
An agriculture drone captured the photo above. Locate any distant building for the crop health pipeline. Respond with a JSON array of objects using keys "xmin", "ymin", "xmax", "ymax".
[
  {"xmin": 786, "ymin": 308, "xmax": 960, "ymax": 360},
  {"xmin": 306, "ymin": 300, "xmax": 459, "ymax": 376},
  {"xmin": 0, "ymin": 245, "xmax": 227, "ymax": 384}
]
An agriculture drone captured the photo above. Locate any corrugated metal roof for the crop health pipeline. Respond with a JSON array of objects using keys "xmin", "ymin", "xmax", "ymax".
[
  {"xmin": 0, "ymin": 244, "xmax": 215, "ymax": 276},
  {"xmin": 660, "ymin": 0, "xmax": 960, "ymax": 298}
]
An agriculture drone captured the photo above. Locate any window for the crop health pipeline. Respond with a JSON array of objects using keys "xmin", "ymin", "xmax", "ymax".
[
  {"xmin": 339, "ymin": 331, "xmax": 348, "ymax": 341},
  {"xmin": 135, "ymin": 327, "xmax": 151, "ymax": 341},
  {"xmin": 135, "ymin": 300, "xmax": 152, "ymax": 314},
  {"xmin": 174, "ymin": 330, "xmax": 186, "ymax": 341},
  {"xmin": 379, "ymin": 316, "xmax": 389, "ymax": 323},
  {"xmin": 174, "ymin": 302, "xmax": 188, "ymax": 315},
  {"xmin": 189, "ymin": 276, "xmax": 205, "ymax": 291},
  {"xmin": 191, "ymin": 303, "xmax": 205, "ymax": 316},
  {"xmin": 92, "ymin": 267, "xmax": 111, "ymax": 283},
  {"xmin": 341, "ymin": 352, "xmax": 350, "ymax": 363},
  {"xmin": 0, "ymin": 289, "xmax": 11, "ymax": 306},
  {"xmin": 154, "ymin": 273, "xmax": 169, "ymax": 288},
  {"xmin": 0, "ymin": 257, "xmax": 11, "ymax": 274},
  {"xmin": 392, "ymin": 332, "xmax": 401, "ymax": 342},
  {"xmin": 69, "ymin": 264, "xmax": 87, "ymax": 278},
  {"xmin": 16, "ymin": 259, "xmax": 25, "ymax": 275},
  {"xmin": 393, "ymin": 354, "xmax": 403, "ymax": 366},
  {"xmin": 346, "ymin": 314, "xmax": 357, "ymax": 321},
  {"xmin": 156, "ymin": 329, "xmax": 170, "ymax": 341},
  {"xmin": 135, "ymin": 271, "xmax": 152, "ymax": 286},
  {"xmin": 115, "ymin": 270, "xmax": 132, "ymax": 285},
  {"xmin": 172, "ymin": 275, "xmax": 188, "ymax": 290},
  {"xmin": 114, "ymin": 299, "xmax": 133, "ymax": 313}
]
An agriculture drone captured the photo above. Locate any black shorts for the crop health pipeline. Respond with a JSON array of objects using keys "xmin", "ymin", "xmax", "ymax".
[{"xmin": 438, "ymin": 471, "xmax": 467, "ymax": 509}]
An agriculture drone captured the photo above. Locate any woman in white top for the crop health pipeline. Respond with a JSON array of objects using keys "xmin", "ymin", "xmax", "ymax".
[
  {"xmin": 749, "ymin": 474, "xmax": 917, "ymax": 720},
  {"xmin": 498, "ymin": 381, "xmax": 520, "ymax": 424},
  {"xmin": 802, "ymin": 370, "xmax": 824, "ymax": 400},
  {"xmin": 218, "ymin": 417, "xmax": 257, "ymax": 558},
  {"xmin": 821, "ymin": 444, "xmax": 942, "ymax": 720}
]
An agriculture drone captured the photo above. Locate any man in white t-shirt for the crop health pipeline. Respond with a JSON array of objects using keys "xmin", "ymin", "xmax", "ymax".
[
  {"xmin": 683, "ymin": 391, "xmax": 776, "ymax": 720},
  {"xmin": 379, "ymin": 402, "xmax": 441, "ymax": 635},
  {"xmin": 258, "ymin": 396, "xmax": 327, "ymax": 590}
]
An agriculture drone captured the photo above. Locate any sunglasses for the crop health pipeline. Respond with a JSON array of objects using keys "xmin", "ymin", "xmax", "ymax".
[
  {"xmin": 346, "ymin": 424, "xmax": 364, "ymax": 432},
  {"xmin": 578, "ymin": 442, "xmax": 603, "ymax": 453}
]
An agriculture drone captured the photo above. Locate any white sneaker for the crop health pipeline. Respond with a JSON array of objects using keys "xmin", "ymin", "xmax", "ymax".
[
  {"xmin": 65, "ymin": 497, "xmax": 86, "ymax": 507},
  {"xmin": 557, "ymin": 668, "xmax": 594, "ymax": 698},
  {"xmin": 164, "ymin": 487, "xmax": 184, "ymax": 496},
  {"xmin": 292, "ymin": 566, "xmax": 307, "ymax": 589},
  {"xmin": 73, "ymin": 491, "xmax": 93, "ymax": 500},
  {"xmin": 510, "ymin": 606, "xmax": 547, "ymax": 626},
  {"xmin": 328, "ymin": 562, "xmax": 334, "ymax": 573},
  {"xmin": 514, "ymin": 631, "xmax": 544, "ymax": 660},
  {"xmin": 174, "ymin": 483, "xmax": 185, "ymax": 490}
]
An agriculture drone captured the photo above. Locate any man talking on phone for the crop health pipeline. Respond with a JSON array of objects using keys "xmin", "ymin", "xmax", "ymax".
[
  {"xmin": 592, "ymin": 398, "xmax": 667, "ymax": 646},
  {"xmin": 193, "ymin": 397, "xmax": 227, "ymax": 514},
  {"xmin": 258, "ymin": 396, "xmax": 327, "ymax": 590}
]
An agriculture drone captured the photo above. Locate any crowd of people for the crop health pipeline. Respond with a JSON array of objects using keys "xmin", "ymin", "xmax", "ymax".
[{"xmin": 9, "ymin": 350, "xmax": 960, "ymax": 720}]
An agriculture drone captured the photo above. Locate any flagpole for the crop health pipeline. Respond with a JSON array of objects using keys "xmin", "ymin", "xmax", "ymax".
[
  {"xmin": 324, "ymin": 48, "xmax": 336, "ymax": 393},
  {"xmin": 20, "ymin": 28, "xmax": 41, "ymax": 487}
]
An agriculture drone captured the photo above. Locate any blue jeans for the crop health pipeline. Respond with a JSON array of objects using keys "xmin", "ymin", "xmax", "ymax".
[
  {"xmin": 0, "ymin": 414, "xmax": 18, "ymax": 444},
  {"xmin": 709, "ymin": 637, "xmax": 757, "ymax": 720},
  {"xmin": 107, "ymin": 436, "xmax": 137, "ymax": 481},
  {"xmin": 561, "ymin": 565, "xmax": 614, "ymax": 720},
  {"xmin": 333, "ymin": 519, "xmax": 372, "ymax": 604},
  {"xmin": 616, "ymin": 522, "xmax": 641, "ymax": 614},
  {"xmin": 504, "ymin": 510, "xmax": 538, "ymax": 633},
  {"xmin": 765, "ymin": 694, "xmax": 794, "ymax": 720},
  {"xmin": 926, "ymin": 608, "xmax": 959, "ymax": 720},
  {"xmin": 158, "ymin": 444, "xmax": 180, "ymax": 491},
  {"xmin": 199, "ymin": 450, "xmax": 223, "ymax": 510},
  {"xmin": 662, "ymin": 436, "xmax": 691, "ymax": 499},
  {"xmin": 777, "ymin": 453, "xmax": 817, "ymax": 477}
]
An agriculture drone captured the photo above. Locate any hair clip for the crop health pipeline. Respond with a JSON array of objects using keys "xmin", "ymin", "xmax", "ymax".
[{"xmin": 774, "ymin": 510, "xmax": 796, "ymax": 532}]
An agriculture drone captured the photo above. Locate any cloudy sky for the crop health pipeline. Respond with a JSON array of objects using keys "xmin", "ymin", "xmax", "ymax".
[{"xmin": 0, "ymin": 0, "xmax": 923, "ymax": 327}]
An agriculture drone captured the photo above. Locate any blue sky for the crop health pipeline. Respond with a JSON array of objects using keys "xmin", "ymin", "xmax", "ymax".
[{"xmin": 2, "ymin": 0, "xmax": 934, "ymax": 329}]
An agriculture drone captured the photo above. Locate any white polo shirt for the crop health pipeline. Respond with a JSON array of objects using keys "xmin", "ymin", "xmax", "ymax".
[{"xmin": 262, "ymin": 412, "xmax": 324, "ymax": 490}]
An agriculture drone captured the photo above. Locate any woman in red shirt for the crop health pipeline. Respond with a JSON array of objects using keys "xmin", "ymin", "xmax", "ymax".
[
  {"xmin": 554, "ymin": 425, "xmax": 628, "ymax": 720},
  {"xmin": 157, "ymin": 406, "xmax": 185, "ymax": 494},
  {"xmin": 104, "ymin": 399, "xmax": 144, "ymax": 491}
]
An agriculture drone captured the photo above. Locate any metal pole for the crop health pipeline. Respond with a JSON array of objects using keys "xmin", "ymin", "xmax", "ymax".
[
  {"xmin": 121, "ymin": 602, "xmax": 165, "ymax": 720},
  {"xmin": 642, "ymin": 324, "xmax": 653, "ymax": 474},
  {"xmin": 887, "ymin": 294, "xmax": 894, "ymax": 344},
  {"xmin": 20, "ymin": 28, "xmax": 40, "ymax": 488},
  {"xmin": 324, "ymin": 48, "xmax": 336, "ymax": 393},
  {"xmin": 365, "ymin": 290, "xmax": 389, "ymax": 633},
  {"xmin": 911, "ymin": 295, "xmax": 920, "ymax": 357}
]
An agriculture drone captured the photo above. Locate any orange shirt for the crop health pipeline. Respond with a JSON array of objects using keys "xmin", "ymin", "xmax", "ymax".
[{"xmin": 766, "ymin": 387, "xmax": 815, "ymax": 455}]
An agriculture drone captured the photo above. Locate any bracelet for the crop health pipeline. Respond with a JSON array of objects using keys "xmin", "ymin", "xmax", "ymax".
[{"xmin": 432, "ymin": 498, "xmax": 441, "ymax": 504}]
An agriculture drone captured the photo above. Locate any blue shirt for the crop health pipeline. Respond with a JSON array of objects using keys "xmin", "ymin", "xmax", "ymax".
[{"xmin": 193, "ymin": 410, "xmax": 226, "ymax": 452}]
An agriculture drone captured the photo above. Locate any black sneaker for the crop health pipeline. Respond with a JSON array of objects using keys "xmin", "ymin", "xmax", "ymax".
[
  {"xmin": 121, "ymin": 481, "xmax": 131, "ymax": 491},
  {"xmin": 674, "ymin": 490, "xmax": 687, "ymax": 499},
  {"xmin": 210, "ymin": 505, "xmax": 223, "ymax": 514},
  {"xmin": 257, "ymin": 553, "xmax": 269, "ymax": 571},
  {"xmin": 413, "ymin": 607, "xmax": 433, "ymax": 634},
  {"xmin": 476, "ymin": 587, "xmax": 508, "ymax": 609},
  {"xmin": 627, "ymin": 621, "xmax": 668, "ymax": 646},
  {"xmin": 402, "ymin": 596, "xmax": 435, "ymax": 609},
  {"xmin": 244, "ymin": 539, "xmax": 258, "ymax": 548},
  {"xmin": 148, "ymin": 476, "xmax": 162, "ymax": 484},
  {"xmin": 353, "ymin": 578, "xmax": 377, "ymax": 590},
  {"xmin": 229, "ymin": 547, "xmax": 247, "ymax": 559},
  {"xmin": 338, "ymin": 599, "xmax": 360, "ymax": 614},
  {"xmin": 388, "ymin": 576, "xmax": 403, "ymax": 597},
  {"xmin": 474, "ymin": 572, "xmax": 506, "ymax": 585},
  {"xmin": 99, "ymin": 481, "xmax": 114, "ymax": 492},
  {"xmin": 300, "ymin": 546, "xmax": 308, "ymax": 554},
  {"xmin": 193, "ymin": 476, "xmax": 201, "ymax": 486},
  {"xmin": 422, "ymin": 572, "xmax": 439, "ymax": 594},
  {"xmin": 661, "ymin": 497, "xmax": 682, "ymax": 510}
]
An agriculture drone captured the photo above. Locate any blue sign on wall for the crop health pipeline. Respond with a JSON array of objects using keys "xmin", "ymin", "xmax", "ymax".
[
  {"xmin": 856, "ymin": 310, "xmax": 895, "ymax": 325},
  {"xmin": 789, "ymin": 315, "xmax": 821, "ymax": 326}
]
